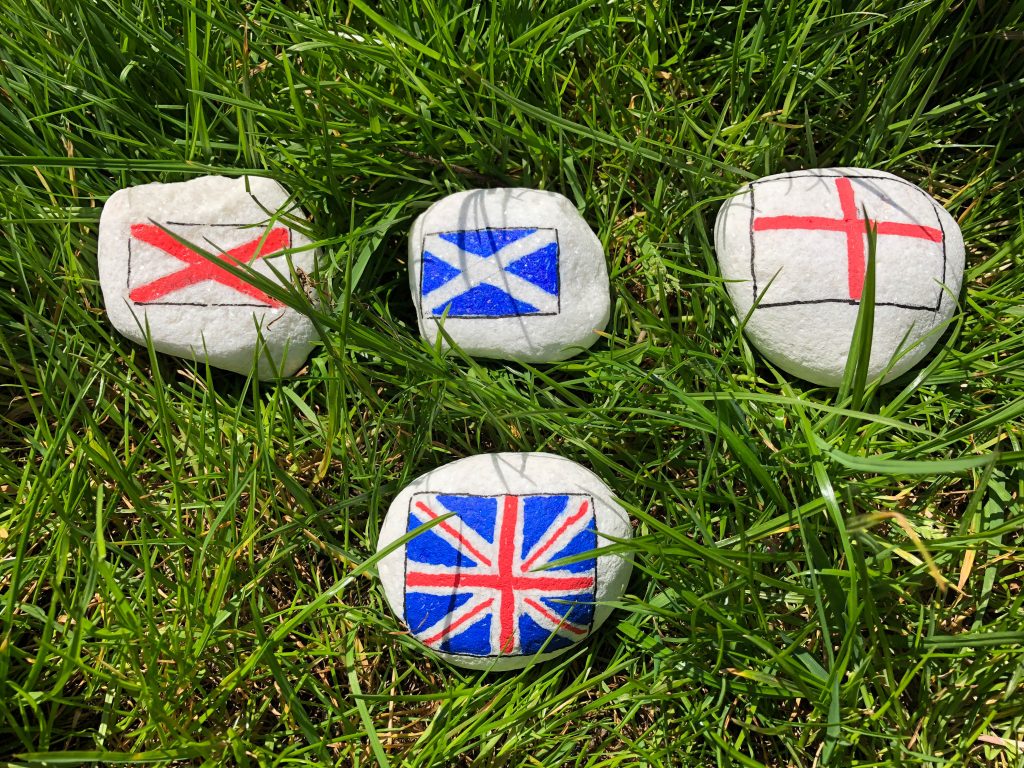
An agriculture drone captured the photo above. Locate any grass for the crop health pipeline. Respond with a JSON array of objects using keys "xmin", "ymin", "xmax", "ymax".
[{"xmin": 1, "ymin": 0, "xmax": 1023, "ymax": 765}]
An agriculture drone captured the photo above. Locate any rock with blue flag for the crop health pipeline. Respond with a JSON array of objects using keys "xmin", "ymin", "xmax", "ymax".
[
  {"xmin": 409, "ymin": 188, "xmax": 610, "ymax": 362},
  {"xmin": 376, "ymin": 452, "xmax": 634, "ymax": 670}
]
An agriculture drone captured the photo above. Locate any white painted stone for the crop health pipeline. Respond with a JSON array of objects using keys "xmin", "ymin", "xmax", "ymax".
[
  {"xmin": 715, "ymin": 168, "xmax": 965, "ymax": 386},
  {"xmin": 377, "ymin": 452, "xmax": 633, "ymax": 671},
  {"xmin": 98, "ymin": 176, "xmax": 318, "ymax": 378},
  {"xmin": 408, "ymin": 188, "xmax": 610, "ymax": 362}
]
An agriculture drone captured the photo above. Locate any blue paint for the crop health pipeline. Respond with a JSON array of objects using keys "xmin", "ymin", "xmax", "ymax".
[
  {"xmin": 421, "ymin": 227, "xmax": 560, "ymax": 318},
  {"xmin": 547, "ymin": 527, "xmax": 599, "ymax": 573},
  {"xmin": 406, "ymin": 518, "xmax": 478, "ymax": 568},
  {"xmin": 432, "ymin": 283, "xmax": 538, "ymax": 317},
  {"xmin": 405, "ymin": 592, "xmax": 472, "ymax": 633},
  {"xmin": 434, "ymin": 494, "xmax": 498, "ymax": 540},
  {"xmin": 403, "ymin": 492, "xmax": 596, "ymax": 657},
  {"xmin": 504, "ymin": 242, "xmax": 559, "ymax": 295},
  {"xmin": 518, "ymin": 613, "xmax": 574, "ymax": 655},
  {"xmin": 539, "ymin": 594, "xmax": 594, "ymax": 627},
  {"xmin": 521, "ymin": 495, "xmax": 571, "ymax": 557},
  {"xmin": 438, "ymin": 228, "xmax": 536, "ymax": 258},
  {"xmin": 421, "ymin": 251, "xmax": 461, "ymax": 293},
  {"xmin": 439, "ymin": 613, "xmax": 492, "ymax": 655}
]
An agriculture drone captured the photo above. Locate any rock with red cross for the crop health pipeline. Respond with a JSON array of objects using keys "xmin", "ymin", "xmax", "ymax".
[
  {"xmin": 377, "ymin": 453, "xmax": 633, "ymax": 670},
  {"xmin": 98, "ymin": 176, "xmax": 318, "ymax": 378},
  {"xmin": 715, "ymin": 168, "xmax": 965, "ymax": 385}
]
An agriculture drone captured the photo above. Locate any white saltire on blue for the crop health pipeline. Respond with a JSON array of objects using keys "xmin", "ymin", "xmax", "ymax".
[{"xmin": 421, "ymin": 228, "xmax": 559, "ymax": 317}]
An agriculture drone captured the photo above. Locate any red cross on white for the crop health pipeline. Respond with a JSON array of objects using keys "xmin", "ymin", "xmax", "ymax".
[
  {"xmin": 129, "ymin": 223, "xmax": 289, "ymax": 307},
  {"xmin": 753, "ymin": 177, "xmax": 943, "ymax": 300}
]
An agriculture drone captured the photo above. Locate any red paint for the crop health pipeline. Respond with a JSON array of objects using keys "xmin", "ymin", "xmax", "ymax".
[
  {"xmin": 521, "ymin": 499, "xmax": 590, "ymax": 573},
  {"xmin": 415, "ymin": 502, "xmax": 492, "ymax": 567},
  {"xmin": 407, "ymin": 496, "xmax": 596, "ymax": 654},
  {"xmin": 752, "ymin": 177, "xmax": 943, "ymax": 300},
  {"xmin": 497, "ymin": 495, "xmax": 519, "ymax": 653},
  {"xmin": 522, "ymin": 597, "xmax": 588, "ymax": 635},
  {"xmin": 128, "ymin": 223, "xmax": 288, "ymax": 306},
  {"xmin": 403, "ymin": 572, "xmax": 595, "ymax": 591},
  {"xmin": 421, "ymin": 598, "xmax": 494, "ymax": 646}
]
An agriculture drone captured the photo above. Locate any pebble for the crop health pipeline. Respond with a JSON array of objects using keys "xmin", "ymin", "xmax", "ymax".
[
  {"xmin": 377, "ymin": 453, "xmax": 632, "ymax": 670},
  {"xmin": 408, "ymin": 188, "xmax": 610, "ymax": 362},
  {"xmin": 98, "ymin": 176, "xmax": 318, "ymax": 379},
  {"xmin": 714, "ymin": 168, "xmax": 965, "ymax": 385}
]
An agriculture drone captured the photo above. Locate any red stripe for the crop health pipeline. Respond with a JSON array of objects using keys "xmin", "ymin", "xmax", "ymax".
[
  {"xmin": 414, "ymin": 501, "xmax": 492, "ymax": 567},
  {"xmin": 421, "ymin": 598, "xmax": 494, "ymax": 646},
  {"xmin": 753, "ymin": 215, "xmax": 848, "ymax": 232},
  {"xmin": 128, "ymin": 224, "xmax": 287, "ymax": 306},
  {"xmin": 874, "ymin": 221, "xmax": 943, "ymax": 241},
  {"xmin": 523, "ymin": 597, "xmax": 588, "ymax": 636},
  {"xmin": 498, "ymin": 495, "xmax": 517, "ymax": 653},
  {"xmin": 751, "ymin": 178, "xmax": 945, "ymax": 303},
  {"xmin": 405, "ymin": 572, "xmax": 594, "ymax": 591},
  {"xmin": 520, "ymin": 499, "xmax": 590, "ymax": 573},
  {"xmin": 835, "ymin": 178, "xmax": 866, "ymax": 299},
  {"xmin": 754, "ymin": 213, "xmax": 940, "ymax": 241}
]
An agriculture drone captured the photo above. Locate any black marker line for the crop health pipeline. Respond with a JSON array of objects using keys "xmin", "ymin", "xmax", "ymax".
[
  {"xmin": 164, "ymin": 221, "xmax": 281, "ymax": 227},
  {"xmin": 756, "ymin": 298, "xmax": 936, "ymax": 311},
  {"xmin": 749, "ymin": 183, "xmax": 758, "ymax": 301},
  {"xmin": 133, "ymin": 301, "xmax": 278, "ymax": 308},
  {"xmin": 934, "ymin": 204, "xmax": 947, "ymax": 313}
]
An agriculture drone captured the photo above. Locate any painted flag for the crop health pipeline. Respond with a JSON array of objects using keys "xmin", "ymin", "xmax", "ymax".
[
  {"xmin": 127, "ymin": 221, "xmax": 291, "ymax": 307},
  {"xmin": 403, "ymin": 492, "xmax": 596, "ymax": 657},
  {"xmin": 748, "ymin": 173, "xmax": 948, "ymax": 311},
  {"xmin": 419, "ymin": 227, "xmax": 560, "ymax": 318}
]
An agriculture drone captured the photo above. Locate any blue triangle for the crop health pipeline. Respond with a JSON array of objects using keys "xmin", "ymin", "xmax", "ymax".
[
  {"xmin": 505, "ymin": 242, "xmax": 559, "ymax": 295},
  {"xmin": 432, "ymin": 283, "xmax": 538, "ymax": 317},
  {"xmin": 405, "ymin": 592, "xmax": 472, "ymax": 634},
  {"xmin": 521, "ymin": 496, "xmax": 569, "ymax": 558},
  {"xmin": 435, "ymin": 495, "xmax": 497, "ymax": 541},
  {"xmin": 405, "ymin": 522, "xmax": 478, "ymax": 569},
  {"xmin": 421, "ymin": 251, "xmax": 461, "ymax": 294},
  {"xmin": 518, "ymin": 612, "xmax": 573, "ymax": 655},
  {"xmin": 438, "ymin": 228, "xmax": 537, "ymax": 258},
  {"xmin": 539, "ymin": 594, "xmax": 594, "ymax": 627},
  {"xmin": 438, "ymin": 613, "xmax": 492, "ymax": 656},
  {"xmin": 546, "ymin": 528, "xmax": 597, "ymax": 573}
]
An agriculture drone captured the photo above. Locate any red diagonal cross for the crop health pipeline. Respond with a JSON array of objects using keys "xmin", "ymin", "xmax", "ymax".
[
  {"xmin": 405, "ymin": 496, "xmax": 595, "ymax": 655},
  {"xmin": 129, "ymin": 223, "xmax": 289, "ymax": 306},
  {"xmin": 752, "ymin": 177, "xmax": 943, "ymax": 300}
]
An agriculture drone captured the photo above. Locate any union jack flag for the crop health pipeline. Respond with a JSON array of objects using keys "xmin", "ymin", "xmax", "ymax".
[{"xmin": 403, "ymin": 492, "xmax": 597, "ymax": 657}]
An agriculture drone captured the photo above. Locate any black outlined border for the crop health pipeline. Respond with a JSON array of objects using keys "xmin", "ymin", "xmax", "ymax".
[
  {"xmin": 402, "ymin": 491, "xmax": 598, "ymax": 659},
  {"xmin": 127, "ymin": 221, "xmax": 292, "ymax": 308},
  {"xmin": 419, "ymin": 227, "xmax": 562, "ymax": 320},
  {"xmin": 748, "ymin": 172, "xmax": 949, "ymax": 312}
]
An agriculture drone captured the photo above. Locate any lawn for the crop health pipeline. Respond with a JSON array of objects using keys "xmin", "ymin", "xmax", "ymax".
[{"xmin": 2, "ymin": 1, "xmax": 1023, "ymax": 765}]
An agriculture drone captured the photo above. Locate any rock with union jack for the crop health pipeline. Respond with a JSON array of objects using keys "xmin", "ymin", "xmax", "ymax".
[{"xmin": 377, "ymin": 452, "xmax": 633, "ymax": 670}]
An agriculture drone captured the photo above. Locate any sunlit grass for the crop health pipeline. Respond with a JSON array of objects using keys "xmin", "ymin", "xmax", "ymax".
[{"xmin": 1, "ymin": 1, "xmax": 1023, "ymax": 766}]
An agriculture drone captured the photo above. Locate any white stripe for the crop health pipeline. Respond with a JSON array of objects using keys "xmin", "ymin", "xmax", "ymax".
[
  {"xmin": 514, "ymin": 577, "xmax": 595, "ymax": 599},
  {"xmin": 403, "ymin": 563, "xmax": 490, "ymax": 577},
  {"xmin": 522, "ymin": 598, "xmax": 588, "ymax": 637}
]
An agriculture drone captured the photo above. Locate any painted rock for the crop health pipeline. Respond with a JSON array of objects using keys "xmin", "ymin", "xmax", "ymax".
[
  {"xmin": 377, "ymin": 453, "xmax": 633, "ymax": 671},
  {"xmin": 98, "ymin": 176, "xmax": 318, "ymax": 379},
  {"xmin": 714, "ymin": 168, "xmax": 965, "ymax": 385},
  {"xmin": 408, "ymin": 188, "xmax": 610, "ymax": 362}
]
